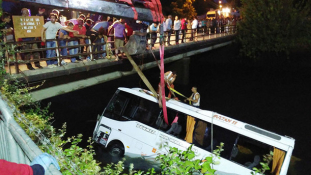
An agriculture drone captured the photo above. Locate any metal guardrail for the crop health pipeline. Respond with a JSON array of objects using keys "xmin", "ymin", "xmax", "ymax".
[
  {"xmin": 0, "ymin": 25, "xmax": 237, "ymax": 75},
  {"xmin": 147, "ymin": 25, "xmax": 237, "ymax": 47},
  {"xmin": 0, "ymin": 93, "xmax": 62, "ymax": 175},
  {"xmin": 1, "ymin": 36, "xmax": 112, "ymax": 74}
]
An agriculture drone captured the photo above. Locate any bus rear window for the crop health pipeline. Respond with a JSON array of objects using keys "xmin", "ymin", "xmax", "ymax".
[{"xmin": 230, "ymin": 135, "xmax": 272, "ymax": 172}]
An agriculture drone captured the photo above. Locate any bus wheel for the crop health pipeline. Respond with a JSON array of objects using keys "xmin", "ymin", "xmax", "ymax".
[{"xmin": 108, "ymin": 142, "xmax": 124, "ymax": 157}]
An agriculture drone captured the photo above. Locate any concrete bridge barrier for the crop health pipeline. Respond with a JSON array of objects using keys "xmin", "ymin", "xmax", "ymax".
[{"xmin": 0, "ymin": 93, "xmax": 61, "ymax": 175}]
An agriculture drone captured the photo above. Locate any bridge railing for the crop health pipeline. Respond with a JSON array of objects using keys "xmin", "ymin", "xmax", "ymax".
[
  {"xmin": 147, "ymin": 25, "xmax": 237, "ymax": 47},
  {"xmin": 1, "ymin": 36, "xmax": 113, "ymax": 74},
  {"xmin": 0, "ymin": 93, "xmax": 61, "ymax": 175},
  {"xmin": 1, "ymin": 25, "xmax": 237, "ymax": 74}
]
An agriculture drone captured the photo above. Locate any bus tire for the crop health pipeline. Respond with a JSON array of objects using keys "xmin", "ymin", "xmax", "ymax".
[{"xmin": 107, "ymin": 141, "xmax": 124, "ymax": 157}]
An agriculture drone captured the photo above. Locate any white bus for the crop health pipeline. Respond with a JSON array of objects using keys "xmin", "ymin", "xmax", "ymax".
[{"xmin": 93, "ymin": 87, "xmax": 295, "ymax": 175}]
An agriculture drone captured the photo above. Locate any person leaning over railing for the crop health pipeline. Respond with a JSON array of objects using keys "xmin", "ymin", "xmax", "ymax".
[
  {"xmin": 73, "ymin": 18, "xmax": 88, "ymax": 61},
  {"xmin": 91, "ymin": 19, "xmax": 113, "ymax": 59},
  {"xmin": 92, "ymin": 27, "xmax": 108, "ymax": 59},
  {"xmin": 85, "ymin": 19, "xmax": 96, "ymax": 61},
  {"xmin": 41, "ymin": 13, "xmax": 77, "ymax": 68},
  {"xmin": 67, "ymin": 18, "xmax": 87, "ymax": 63},
  {"xmin": 58, "ymin": 21, "xmax": 76, "ymax": 64}
]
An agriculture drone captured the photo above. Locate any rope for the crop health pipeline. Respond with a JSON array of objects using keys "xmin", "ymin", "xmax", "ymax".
[
  {"xmin": 148, "ymin": 44, "xmax": 160, "ymax": 70},
  {"xmin": 168, "ymin": 87, "xmax": 187, "ymax": 98}
]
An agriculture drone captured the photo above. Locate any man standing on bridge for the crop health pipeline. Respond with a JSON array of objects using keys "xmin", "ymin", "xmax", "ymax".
[
  {"xmin": 165, "ymin": 15, "xmax": 172, "ymax": 46},
  {"xmin": 108, "ymin": 18, "xmax": 127, "ymax": 61},
  {"xmin": 41, "ymin": 13, "xmax": 77, "ymax": 67}
]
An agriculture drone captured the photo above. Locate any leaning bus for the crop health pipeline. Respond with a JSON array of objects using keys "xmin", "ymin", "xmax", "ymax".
[{"xmin": 93, "ymin": 87, "xmax": 295, "ymax": 175}]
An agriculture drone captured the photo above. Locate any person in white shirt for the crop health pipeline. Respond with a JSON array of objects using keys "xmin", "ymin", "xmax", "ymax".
[
  {"xmin": 185, "ymin": 86, "xmax": 200, "ymax": 107},
  {"xmin": 173, "ymin": 16, "xmax": 181, "ymax": 45},
  {"xmin": 191, "ymin": 17, "xmax": 198, "ymax": 41},
  {"xmin": 165, "ymin": 15, "xmax": 172, "ymax": 46},
  {"xmin": 41, "ymin": 13, "xmax": 77, "ymax": 67}
]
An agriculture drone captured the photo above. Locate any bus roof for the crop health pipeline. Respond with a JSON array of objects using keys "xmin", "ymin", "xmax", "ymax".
[{"xmin": 118, "ymin": 87, "xmax": 295, "ymax": 150}]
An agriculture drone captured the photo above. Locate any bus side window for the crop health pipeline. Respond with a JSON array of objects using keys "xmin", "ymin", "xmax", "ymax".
[
  {"xmin": 165, "ymin": 108, "xmax": 187, "ymax": 140},
  {"xmin": 230, "ymin": 135, "xmax": 272, "ymax": 171},
  {"xmin": 212, "ymin": 125, "xmax": 238, "ymax": 159},
  {"xmin": 123, "ymin": 96, "xmax": 160, "ymax": 126}
]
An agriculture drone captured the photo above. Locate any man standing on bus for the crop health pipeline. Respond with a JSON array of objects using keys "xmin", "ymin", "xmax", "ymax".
[{"xmin": 185, "ymin": 87, "xmax": 200, "ymax": 107}]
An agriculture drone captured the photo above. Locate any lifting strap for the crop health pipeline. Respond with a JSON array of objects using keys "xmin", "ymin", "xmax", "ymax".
[
  {"xmin": 168, "ymin": 87, "xmax": 187, "ymax": 98},
  {"xmin": 122, "ymin": 47, "xmax": 158, "ymax": 99},
  {"xmin": 160, "ymin": 44, "xmax": 169, "ymax": 125}
]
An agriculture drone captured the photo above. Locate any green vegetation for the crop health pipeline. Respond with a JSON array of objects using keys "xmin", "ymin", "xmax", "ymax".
[
  {"xmin": 157, "ymin": 142, "xmax": 224, "ymax": 174},
  {"xmin": 237, "ymin": 0, "xmax": 311, "ymax": 59},
  {"xmin": 251, "ymin": 151, "xmax": 273, "ymax": 175}
]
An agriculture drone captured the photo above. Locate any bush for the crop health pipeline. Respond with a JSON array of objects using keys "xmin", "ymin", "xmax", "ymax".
[{"xmin": 156, "ymin": 142, "xmax": 224, "ymax": 175}]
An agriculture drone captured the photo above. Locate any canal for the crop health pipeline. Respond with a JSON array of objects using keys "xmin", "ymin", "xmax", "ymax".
[{"xmin": 42, "ymin": 44, "xmax": 310, "ymax": 174}]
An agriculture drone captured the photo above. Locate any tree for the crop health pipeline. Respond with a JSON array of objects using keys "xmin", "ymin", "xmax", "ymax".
[
  {"xmin": 237, "ymin": 0, "xmax": 311, "ymax": 59},
  {"xmin": 171, "ymin": 0, "xmax": 197, "ymax": 19},
  {"xmin": 193, "ymin": 0, "xmax": 218, "ymax": 15}
]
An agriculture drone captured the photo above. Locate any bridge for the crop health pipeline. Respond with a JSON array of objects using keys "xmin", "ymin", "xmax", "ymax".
[{"xmin": 4, "ymin": 28, "xmax": 236, "ymax": 101}]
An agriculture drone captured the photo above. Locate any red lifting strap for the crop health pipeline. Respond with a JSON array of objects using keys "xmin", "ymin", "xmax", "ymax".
[
  {"xmin": 118, "ymin": 0, "xmax": 138, "ymax": 20},
  {"xmin": 159, "ymin": 45, "xmax": 168, "ymax": 125}
]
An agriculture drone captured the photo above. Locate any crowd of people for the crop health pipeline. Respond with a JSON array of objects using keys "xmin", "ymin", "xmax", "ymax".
[
  {"xmin": 0, "ymin": 7, "xmax": 238, "ymax": 70},
  {"xmin": 147, "ymin": 15, "xmax": 239, "ymax": 47},
  {"xmin": 0, "ymin": 8, "xmax": 133, "ymax": 70}
]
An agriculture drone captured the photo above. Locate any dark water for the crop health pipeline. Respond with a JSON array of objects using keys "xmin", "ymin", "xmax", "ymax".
[{"xmin": 42, "ymin": 45, "xmax": 310, "ymax": 174}]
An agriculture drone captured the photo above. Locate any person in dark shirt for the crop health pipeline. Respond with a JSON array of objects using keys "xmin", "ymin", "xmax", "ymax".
[
  {"xmin": 20, "ymin": 8, "xmax": 42, "ymax": 70},
  {"xmin": 0, "ymin": 12, "xmax": 14, "ymax": 42},
  {"xmin": 84, "ymin": 19, "xmax": 94, "ymax": 32},
  {"xmin": 59, "ymin": 21, "xmax": 75, "ymax": 64}
]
